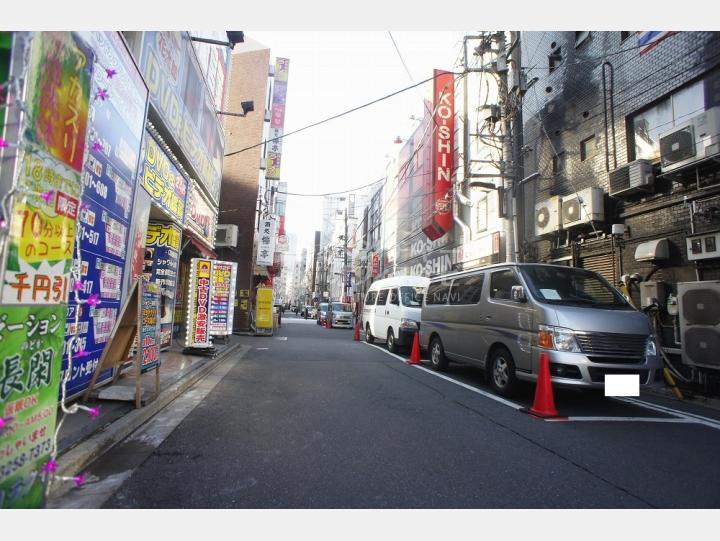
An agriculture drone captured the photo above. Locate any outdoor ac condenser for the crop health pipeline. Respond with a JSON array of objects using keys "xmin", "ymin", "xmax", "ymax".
[
  {"xmin": 659, "ymin": 107, "xmax": 720, "ymax": 174},
  {"xmin": 609, "ymin": 159, "xmax": 654, "ymax": 197},
  {"xmin": 677, "ymin": 280, "xmax": 720, "ymax": 371},
  {"xmin": 215, "ymin": 224, "xmax": 239, "ymax": 247},
  {"xmin": 561, "ymin": 187, "xmax": 604, "ymax": 228},
  {"xmin": 535, "ymin": 195, "xmax": 562, "ymax": 237}
]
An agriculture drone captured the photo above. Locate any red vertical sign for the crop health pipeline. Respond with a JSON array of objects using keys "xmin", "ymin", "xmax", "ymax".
[{"xmin": 422, "ymin": 70, "xmax": 455, "ymax": 241}]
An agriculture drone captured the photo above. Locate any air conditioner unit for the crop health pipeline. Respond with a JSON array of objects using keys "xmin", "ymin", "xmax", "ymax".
[
  {"xmin": 678, "ymin": 281, "xmax": 720, "ymax": 371},
  {"xmin": 609, "ymin": 159, "xmax": 654, "ymax": 197},
  {"xmin": 562, "ymin": 187, "xmax": 604, "ymax": 228},
  {"xmin": 659, "ymin": 107, "xmax": 720, "ymax": 174},
  {"xmin": 215, "ymin": 224, "xmax": 239, "ymax": 247},
  {"xmin": 535, "ymin": 195, "xmax": 562, "ymax": 236}
]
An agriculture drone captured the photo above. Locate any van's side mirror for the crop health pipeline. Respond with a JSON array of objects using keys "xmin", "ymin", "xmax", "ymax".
[{"xmin": 511, "ymin": 285, "xmax": 526, "ymax": 302}]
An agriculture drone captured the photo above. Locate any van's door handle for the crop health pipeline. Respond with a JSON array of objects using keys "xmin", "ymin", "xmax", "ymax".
[{"xmin": 485, "ymin": 315, "xmax": 492, "ymax": 320}]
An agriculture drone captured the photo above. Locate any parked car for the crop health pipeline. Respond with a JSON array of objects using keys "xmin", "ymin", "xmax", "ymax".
[
  {"xmin": 362, "ymin": 275, "xmax": 429, "ymax": 353},
  {"xmin": 420, "ymin": 263, "xmax": 661, "ymax": 397},
  {"xmin": 316, "ymin": 302, "xmax": 329, "ymax": 325},
  {"xmin": 328, "ymin": 302, "xmax": 353, "ymax": 328}
]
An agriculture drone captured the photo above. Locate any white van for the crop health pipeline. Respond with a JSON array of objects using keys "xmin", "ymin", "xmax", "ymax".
[{"xmin": 362, "ymin": 275, "xmax": 430, "ymax": 353}]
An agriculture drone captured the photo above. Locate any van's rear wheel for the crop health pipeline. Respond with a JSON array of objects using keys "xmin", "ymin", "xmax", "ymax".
[
  {"xmin": 365, "ymin": 324, "xmax": 375, "ymax": 344},
  {"xmin": 429, "ymin": 337, "xmax": 448, "ymax": 371},
  {"xmin": 488, "ymin": 347, "xmax": 518, "ymax": 397},
  {"xmin": 387, "ymin": 328, "xmax": 398, "ymax": 353}
]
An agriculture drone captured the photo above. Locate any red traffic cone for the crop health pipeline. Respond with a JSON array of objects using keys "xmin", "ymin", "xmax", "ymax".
[
  {"xmin": 406, "ymin": 331, "xmax": 421, "ymax": 365},
  {"xmin": 353, "ymin": 321, "xmax": 361, "ymax": 341},
  {"xmin": 526, "ymin": 352, "xmax": 559, "ymax": 418}
]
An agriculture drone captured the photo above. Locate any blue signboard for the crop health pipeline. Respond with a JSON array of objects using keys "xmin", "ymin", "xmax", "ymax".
[{"xmin": 62, "ymin": 32, "xmax": 149, "ymax": 398}]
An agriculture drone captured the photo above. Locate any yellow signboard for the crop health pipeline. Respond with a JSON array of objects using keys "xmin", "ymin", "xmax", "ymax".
[{"xmin": 255, "ymin": 287, "xmax": 273, "ymax": 331}]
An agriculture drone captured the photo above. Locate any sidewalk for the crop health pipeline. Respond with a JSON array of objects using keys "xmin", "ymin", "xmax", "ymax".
[{"xmin": 50, "ymin": 335, "xmax": 249, "ymax": 499}]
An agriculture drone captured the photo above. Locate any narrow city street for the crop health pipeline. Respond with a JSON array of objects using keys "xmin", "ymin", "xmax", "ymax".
[{"xmin": 54, "ymin": 315, "xmax": 720, "ymax": 509}]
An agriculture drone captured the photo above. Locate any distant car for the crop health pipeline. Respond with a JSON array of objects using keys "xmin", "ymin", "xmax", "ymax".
[
  {"xmin": 316, "ymin": 302, "xmax": 329, "ymax": 325},
  {"xmin": 329, "ymin": 302, "xmax": 353, "ymax": 328}
]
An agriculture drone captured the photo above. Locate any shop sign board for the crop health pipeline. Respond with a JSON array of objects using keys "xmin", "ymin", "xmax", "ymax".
[
  {"xmin": 256, "ymin": 218, "xmax": 277, "ymax": 267},
  {"xmin": 0, "ymin": 305, "xmax": 66, "ymax": 508},
  {"xmin": 138, "ymin": 32, "xmax": 224, "ymax": 203},
  {"xmin": 144, "ymin": 222, "xmax": 181, "ymax": 349},
  {"xmin": 139, "ymin": 280, "xmax": 161, "ymax": 371},
  {"xmin": 209, "ymin": 261, "xmax": 237, "ymax": 336},
  {"xmin": 139, "ymin": 133, "xmax": 188, "ymax": 225},
  {"xmin": 185, "ymin": 181, "xmax": 217, "ymax": 249},
  {"xmin": 255, "ymin": 287, "xmax": 273, "ymax": 332},
  {"xmin": 186, "ymin": 258, "xmax": 213, "ymax": 348}
]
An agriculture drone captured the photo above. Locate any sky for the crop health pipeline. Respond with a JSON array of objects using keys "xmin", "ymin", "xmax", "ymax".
[{"xmin": 246, "ymin": 31, "xmax": 468, "ymax": 257}]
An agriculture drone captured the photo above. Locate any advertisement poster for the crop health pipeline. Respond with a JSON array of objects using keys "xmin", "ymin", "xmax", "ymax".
[
  {"xmin": 144, "ymin": 222, "xmax": 181, "ymax": 349},
  {"xmin": 210, "ymin": 261, "xmax": 237, "ymax": 336},
  {"xmin": 139, "ymin": 133, "xmax": 188, "ymax": 225},
  {"xmin": 266, "ymin": 57, "xmax": 290, "ymax": 180},
  {"xmin": 139, "ymin": 280, "xmax": 161, "ymax": 371},
  {"xmin": 255, "ymin": 288, "xmax": 273, "ymax": 332},
  {"xmin": 186, "ymin": 258, "xmax": 213, "ymax": 348},
  {"xmin": 122, "ymin": 184, "xmax": 152, "ymax": 300},
  {"xmin": 138, "ymin": 32, "xmax": 224, "ymax": 203},
  {"xmin": 61, "ymin": 31, "xmax": 149, "ymax": 398},
  {"xmin": 256, "ymin": 218, "xmax": 277, "ymax": 267},
  {"xmin": 185, "ymin": 181, "xmax": 217, "ymax": 249},
  {"xmin": 0, "ymin": 305, "xmax": 66, "ymax": 508}
]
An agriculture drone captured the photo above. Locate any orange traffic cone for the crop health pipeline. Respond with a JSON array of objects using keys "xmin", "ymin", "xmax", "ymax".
[
  {"xmin": 526, "ymin": 352, "xmax": 559, "ymax": 418},
  {"xmin": 406, "ymin": 331, "xmax": 421, "ymax": 365},
  {"xmin": 353, "ymin": 320, "xmax": 361, "ymax": 341}
]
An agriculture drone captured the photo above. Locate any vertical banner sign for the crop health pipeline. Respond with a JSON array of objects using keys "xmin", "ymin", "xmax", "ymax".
[
  {"xmin": 139, "ymin": 280, "xmax": 161, "ymax": 371},
  {"xmin": 371, "ymin": 252, "xmax": 380, "ymax": 277},
  {"xmin": 422, "ymin": 69, "xmax": 455, "ymax": 241},
  {"xmin": 144, "ymin": 222, "xmax": 181, "ymax": 349},
  {"xmin": 255, "ymin": 287, "xmax": 274, "ymax": 332},
  {"xmin": 186, "ymin": 258, "xmax": 213, "ymax": 348},
  {"xmin": 62, "ymin": 32, "xmax": 149, "ymax": 398},
  {"xmin": 0, "ymin": 32, "xmax": 94, "ymax": 509},
  {"xmin": 256, "ymin": 218, "xmax": 277, "ymax": 267},
  {"xmin": 210, "ymin": 261, "xmax": 237, "ymax": 336},
  {"xmin": 266, "ymin": 58, "xmax": 290, "ymax": 180}
]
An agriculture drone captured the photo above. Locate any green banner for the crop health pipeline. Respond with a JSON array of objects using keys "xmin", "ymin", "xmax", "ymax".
[{"xmin": 0, "ymin": 305, "xmax": 66, "ymax": 508}]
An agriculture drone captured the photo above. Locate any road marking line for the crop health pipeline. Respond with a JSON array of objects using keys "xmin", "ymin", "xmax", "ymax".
[
  {"xmin": 256, "ymin": 347, "xmax": 269, "ymax": 350},
  {"xmin": 612, "ymin": 396, "xmax": 720, "ymax": 431},
  {"xmin": 546, "ymin": 416, "xmax": 696, "ymax": 423},
  {"xmin": 361, "ymin": 341, "xmax": 523, "ymax": 410}
]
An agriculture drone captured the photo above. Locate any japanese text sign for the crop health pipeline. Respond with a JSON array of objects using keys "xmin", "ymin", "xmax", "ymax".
[
  {"xmin": 186, "ymin": 258, "xmax": 213, "ymax": 348},
  {"xmin": 139, "ymin": 134, "xmax": 188, "ymax": 224},
  {"xmin": 256, "ymin": 218, "xmax": 277, "ymax": 267},
  {"xmin": 209, "ymin": 261, "xmax": 237, "ymax": 336}
]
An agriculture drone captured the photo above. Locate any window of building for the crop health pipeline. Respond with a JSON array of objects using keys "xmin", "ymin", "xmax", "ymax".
[
  {"xmin": 449, "ymin": 274, "xmax": 485, "ymax": 305},
  {"xmin": 552, "ymin": 151, "xmax": 566, "ymax": 176},
  {"xmin": 630, "ymin": 79, "xmax": 705, "ymax": 161},
  {"xmin": 580, "ymin": 135, "xmax": 597, "ymax": 161},
  {"xmin": 475, "ymin": 194, "xmax": 488, "ymax": 233},
  {"xmin": 376, "ymin": 289, "xmax": 389, "ymax": 305},
  {"xmin": 620, "ymin": 31, "xmax": 633, "ymax": 42},
  {"xmin": 548, "ymin": 47, "xmax": 562, "ymax": 74},
  {"xmin": 426, "ymin": 281, "xmax": 452, "ymax": 305},
  {"xmin": 575, "ymin": 32, "xmax": 590, "ymax": 47},
  {"xmin": 490, "ymin": 269, "xmax": 521, "ymax": 300}
]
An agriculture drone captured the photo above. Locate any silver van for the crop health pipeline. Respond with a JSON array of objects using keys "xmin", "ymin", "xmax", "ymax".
[{"xmin": 419, "ymin": 263, "xmax": 661, "ymax": 396}]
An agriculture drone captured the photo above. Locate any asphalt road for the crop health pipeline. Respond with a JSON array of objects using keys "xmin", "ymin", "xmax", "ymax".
[{"xmin": 77, "ymin": 314, "xmax": 720, "ymax": 508}]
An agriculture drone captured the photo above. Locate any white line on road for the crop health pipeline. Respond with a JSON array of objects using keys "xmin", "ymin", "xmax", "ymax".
[
  {"xmin": 546, "ymin": 416, "xmax": 696, "ymax": 423},
  {"xmin": 611, "ymin": 396, "xmax": 720, "ymax": 431},
  {"xmin": 361, "ymin": 341, "xmax": 523, "ymax": 410}
]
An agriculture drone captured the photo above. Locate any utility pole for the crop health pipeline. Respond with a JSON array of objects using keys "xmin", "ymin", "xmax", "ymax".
[{"xmin": 496, "ymin": 32, "xmax": 516, "ymax": 263}]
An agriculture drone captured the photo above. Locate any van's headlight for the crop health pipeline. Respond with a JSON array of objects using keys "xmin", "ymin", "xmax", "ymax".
[
  {"xmin": 400, "ymin": 318, "xmax": 418, "ymax": 329},
  {"xmin": 645, "ymin": 336, "xmax": 657, "ymax": 357},
  {"xmin": 538, "ymin": 325, "xmax": 581, "ymax": 352}
]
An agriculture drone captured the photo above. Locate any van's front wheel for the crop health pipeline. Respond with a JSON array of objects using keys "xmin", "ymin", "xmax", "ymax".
[
  {"xmin": 488, "ymin": 347, "xmax": 518, "ymax": 397},
  {"xmin": 429, "ymin": 337, "xmax": 448, "ymax": 371}
]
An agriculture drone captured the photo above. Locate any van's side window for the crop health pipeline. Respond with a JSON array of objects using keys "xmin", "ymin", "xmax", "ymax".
[
  {"xmin": 426, "ymin": 281, "xmax": 451, "ymax": 305},
  {"xmin": 449, "ymin": 274, "xmax": 485, "ymax": 305},
  {"xmin": 490, "ymin": 269, "xmax": 521, "ymax": 300},
  {"xmin": 389, "ymin": 288, "xmax": 399, "ymax": 305},
  {"xmin": 376, "ymin": 289, "xmax": 389, "ymax": 305},
  {"xmin": 365, "ymin": 290, "xmax": 377, "ymax": 305}
]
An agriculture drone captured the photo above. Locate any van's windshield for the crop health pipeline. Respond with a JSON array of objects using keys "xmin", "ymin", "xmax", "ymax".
[
  {"xmin": 400, "ymin": 286, "xmax": 425, "ymax": 307},
  {"xmin": 519, "ymin": 265, "xmax": 631, "ymax": 309},
  {"xmin": 331, "ymin": 303, "xmax": 352, "ymax": 312}
]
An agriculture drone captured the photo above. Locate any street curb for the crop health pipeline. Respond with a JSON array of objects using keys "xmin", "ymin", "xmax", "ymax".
[{"xmin": 48, "ymin": 343, "xmax": 250, "ymax": 500}]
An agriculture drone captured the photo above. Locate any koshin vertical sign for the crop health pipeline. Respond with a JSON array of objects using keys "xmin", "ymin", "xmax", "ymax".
[
  {"xmin": 266, "ymin": 58, "xmax": 290, "ymax": 181},
  {"xmin": 186, "ymin": 258, "xmax": 213, "ymax": 348},
  {"xmin": 422, "ymin": 69, "xmax": 455, "ymax": 241}
]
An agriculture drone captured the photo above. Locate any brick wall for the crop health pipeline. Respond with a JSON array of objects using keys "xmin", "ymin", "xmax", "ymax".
[{"xmin": 219, "ymin": 41, "xmax": 270, "ymax": 331}]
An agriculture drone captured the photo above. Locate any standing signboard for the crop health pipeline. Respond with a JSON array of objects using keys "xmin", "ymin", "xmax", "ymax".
[
  {"xmin": 210, "ymin": 261, "xmax": 237, "ymax": 336},
  {"xmin": 61, "ymin": 31, "xmax": 149, "ymax": 399},
  {"xmin": 255, "ymin": 287, "xmax": 274, "ymax": 335},
  {"xmin": 0, "ymin": 32, "xmax": 93, "ymax": 509},
  {"xmin": 139, "ymin": 280, "xmax": 161, "ymax": 371},
  {"xmin": 186, "ymin": 258, "xmax": 213, "ymax": 349},
  {"xmin": 144, "ymin": 222, "xmax": 181, "ymax": 349}
]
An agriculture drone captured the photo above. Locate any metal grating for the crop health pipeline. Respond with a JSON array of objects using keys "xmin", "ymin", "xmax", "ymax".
[{"xmin": 575, "ymin": 332, "xmax": 647, "ymax": 358}]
